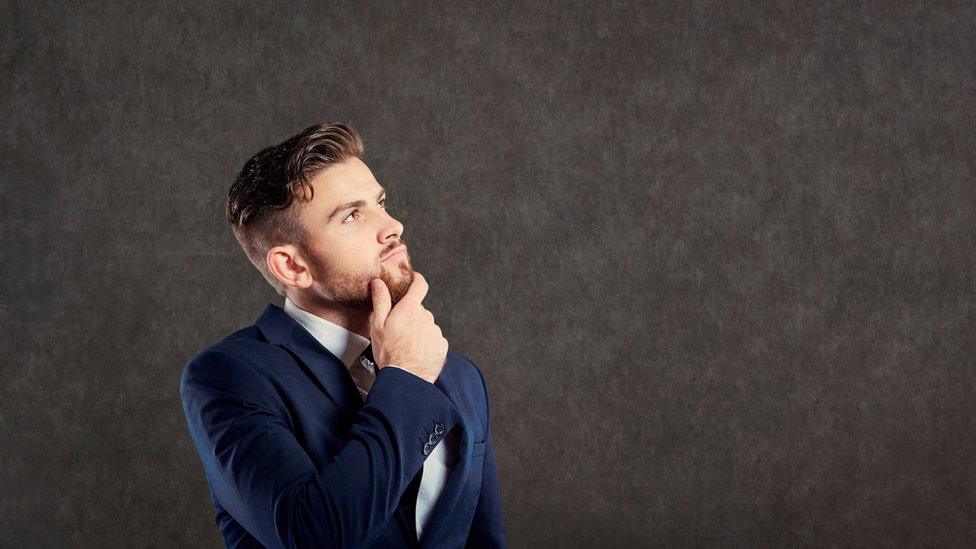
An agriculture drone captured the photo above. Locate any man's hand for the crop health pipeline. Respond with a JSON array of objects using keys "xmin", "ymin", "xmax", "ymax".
[{"xmin": 368, "ymin": 272, "xmax": 448, "ymax": 384}]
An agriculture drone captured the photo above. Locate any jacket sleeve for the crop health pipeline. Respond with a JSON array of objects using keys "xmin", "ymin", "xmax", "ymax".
[
  {"xmin": 465, "ymin": 363, "xmax": 509, "ymax": 548},
  {"xmin": 180, "ymin": 348, "xmax": 462, "ymax": 549}
]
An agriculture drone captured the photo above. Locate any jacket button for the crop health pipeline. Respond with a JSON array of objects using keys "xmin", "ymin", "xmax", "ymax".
[
  {"xmin": 434, "ymin": 423, "xmax": 444, "ymax": 435},
  {"xmin": 428, "ymin": 433, "xmax": 437, "ymax": 444},
  {"xmin": 423, "ymin": 443, "xmax": 431, "ymax": 455}
]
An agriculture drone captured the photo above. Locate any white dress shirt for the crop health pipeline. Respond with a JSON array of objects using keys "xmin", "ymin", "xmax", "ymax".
[{"xmin": 283, "ymin": 297, "xmax": 458, "ymax": 539}]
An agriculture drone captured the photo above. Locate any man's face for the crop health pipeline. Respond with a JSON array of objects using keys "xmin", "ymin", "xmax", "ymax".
[{"xmin": 294, "ymin": 156, "xmax": 413, "ymax": 310}]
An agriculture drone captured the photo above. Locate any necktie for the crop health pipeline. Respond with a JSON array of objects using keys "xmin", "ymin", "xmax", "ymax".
[{"xmin": 351, "ymin": 344, "xmax": 377, "ymax": 401}]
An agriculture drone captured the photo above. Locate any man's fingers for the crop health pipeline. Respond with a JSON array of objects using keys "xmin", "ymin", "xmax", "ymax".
[
  {"xmin": 401, "ymin": 271, "xmax": 429, "ymax": 307},
  {"xmin": 370, "ymin": 278, "xmax": 391, "ymax": 330}
]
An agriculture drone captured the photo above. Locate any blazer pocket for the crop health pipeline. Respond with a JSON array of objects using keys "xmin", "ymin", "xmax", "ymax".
[{"xmin": 472, "ymin": 440, "xmax": 487, "ymax": 457}]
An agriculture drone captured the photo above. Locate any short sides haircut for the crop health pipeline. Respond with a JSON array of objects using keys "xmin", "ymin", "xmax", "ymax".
[{"xmin": 226, "ymin": 122, "xmax": 365, "ymax": 296}]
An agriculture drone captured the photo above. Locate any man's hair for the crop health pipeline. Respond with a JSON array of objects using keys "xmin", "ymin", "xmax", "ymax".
[{"xmin": 226, "ymin": 122, "xmax": 365, "ymax": 296}]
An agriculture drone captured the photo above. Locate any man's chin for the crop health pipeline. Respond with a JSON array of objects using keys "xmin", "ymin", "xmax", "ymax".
[{"xmin": 385, "ymin": 268, "xmax": 414, "ymax": 306}]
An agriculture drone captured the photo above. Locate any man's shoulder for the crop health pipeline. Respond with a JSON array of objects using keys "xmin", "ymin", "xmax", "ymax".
[
  {"xmin": 445, "ymin": 350, "xmax": 485, "ymax": 386},
  {"xmin": 190, "ymin": 324, "xmax": 283, "ymax": 363},
  {"xmin": 444, "ymin": 350, "xmax": 496, "ymax": 412},
  {"xmin": 443, "ymin": 351, "xmax": 494, "ymax": 434},
  {"xmin": 179, "ymin": 324, "xmax": 292, "ymax": 394}
]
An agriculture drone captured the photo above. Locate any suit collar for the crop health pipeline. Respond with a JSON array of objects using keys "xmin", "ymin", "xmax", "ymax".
[{"xmin": 255, "ymin": 302, "xmax": 298, "ymax": 346}]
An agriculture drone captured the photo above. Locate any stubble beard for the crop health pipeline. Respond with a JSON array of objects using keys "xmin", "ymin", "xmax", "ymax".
[{"xmin": 306, "ymin": 246, "xmax": 414, "ymax": 311}]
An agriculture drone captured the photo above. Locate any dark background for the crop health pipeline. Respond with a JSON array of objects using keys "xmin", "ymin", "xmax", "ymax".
[{"xmin": 2, "ymin": 1, "xmax": 974, "ymax": 546}]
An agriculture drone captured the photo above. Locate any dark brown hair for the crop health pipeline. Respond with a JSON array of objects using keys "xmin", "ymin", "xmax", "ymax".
[{"xmin": 226, "ymin": 122, "xmax": 365, "ymax": 296}]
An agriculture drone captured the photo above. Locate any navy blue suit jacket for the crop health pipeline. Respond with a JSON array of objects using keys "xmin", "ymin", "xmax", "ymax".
[{"xmin": 180, "ymin": 303, "xmax": 508, "ymax": 548}]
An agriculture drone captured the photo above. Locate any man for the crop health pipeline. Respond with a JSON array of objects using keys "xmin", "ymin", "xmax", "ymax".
[{"xmin": 179, "ymin": 122, "xmax": 508, "ymax": 548}]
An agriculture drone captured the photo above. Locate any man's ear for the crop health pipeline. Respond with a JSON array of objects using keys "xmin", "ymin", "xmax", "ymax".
[{"xmin": 267, "ymin": 244, "xmax": 314, "ymax": 291}]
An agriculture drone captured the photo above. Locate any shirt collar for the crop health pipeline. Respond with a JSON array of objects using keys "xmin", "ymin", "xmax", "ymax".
[{"xmin": 282, "ymin": 296, "xmax": 370, "ymax": 371}]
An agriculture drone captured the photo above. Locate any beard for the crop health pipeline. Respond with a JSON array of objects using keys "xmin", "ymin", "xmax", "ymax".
[{"xmin": 303, "ymin": 242, "xmax": 414, "ymax": 311}]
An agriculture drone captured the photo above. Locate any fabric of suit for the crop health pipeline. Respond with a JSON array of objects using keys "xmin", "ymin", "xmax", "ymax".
[{"xmin": 179, "ymin": 303, "xmax": 508, "ymax": 548}]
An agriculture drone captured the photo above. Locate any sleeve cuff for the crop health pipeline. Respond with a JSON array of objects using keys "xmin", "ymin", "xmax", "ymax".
[{"xmin": 365, "ymin": 365, "xmax": 463, "ymax": 458}]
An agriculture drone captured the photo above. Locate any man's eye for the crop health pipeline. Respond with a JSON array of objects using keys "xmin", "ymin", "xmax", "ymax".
[{"xmin": 342, "ymin": 200, "xmax": 387, "ymax": 223}]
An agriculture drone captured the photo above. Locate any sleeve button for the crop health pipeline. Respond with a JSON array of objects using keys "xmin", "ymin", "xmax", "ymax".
[
  {"xmin": 428, "ymin": 433, "xmax": 437, "ymax": 444},
  {"xmin": 423, "ymin": 443, "xmax": 431, "ymax": 455},
  {"xmin": 434, "ymin": 422, "xmax": 444, "ymax": 435}
]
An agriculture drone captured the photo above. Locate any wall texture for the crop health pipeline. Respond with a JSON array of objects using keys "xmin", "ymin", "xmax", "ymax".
[{"xmin": 2, "ymin": 1, "xmax": 974, "ymax": 546}]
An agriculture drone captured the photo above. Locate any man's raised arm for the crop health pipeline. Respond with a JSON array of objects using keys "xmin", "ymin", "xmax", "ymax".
[{"xmin": 180, "ymin": 347, "xmax": 459, "ymax": 548}]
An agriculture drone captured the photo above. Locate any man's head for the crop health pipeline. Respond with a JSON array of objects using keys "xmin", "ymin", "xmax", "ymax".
[{"xmin": 226, "ymin": 122, "xmax": 413, "ymax": 312}]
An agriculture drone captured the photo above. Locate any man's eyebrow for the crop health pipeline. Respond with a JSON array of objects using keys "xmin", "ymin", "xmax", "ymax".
[{"xmin": 327, "ymin": 187, "xmax": 387, "ymax": 222}]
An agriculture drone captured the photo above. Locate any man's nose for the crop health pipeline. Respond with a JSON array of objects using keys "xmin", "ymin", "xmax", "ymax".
[{"xmin": 379, "ymin": 211, "xmax": 404, "ymax": 242}]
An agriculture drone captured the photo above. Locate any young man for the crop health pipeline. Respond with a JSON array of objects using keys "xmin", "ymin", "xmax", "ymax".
[{"xmin": 179, "ymin": 122, "xmax": 507, "ymax": 548}]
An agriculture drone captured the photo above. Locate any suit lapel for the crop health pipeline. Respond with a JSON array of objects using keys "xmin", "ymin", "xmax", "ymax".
[{"xmin": 255, "ymin": 303, "xmax": 361, "ymax": 418}]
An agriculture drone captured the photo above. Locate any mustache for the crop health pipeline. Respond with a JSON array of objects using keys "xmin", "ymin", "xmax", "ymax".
[{"xmin": 381, "ymin": 238, "xmax": 407, "ymax": 258}]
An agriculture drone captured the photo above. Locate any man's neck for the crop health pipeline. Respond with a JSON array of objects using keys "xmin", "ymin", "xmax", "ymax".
[{"xmin": 287, "ymin": 295, "xmax": 371, "ymax": 339}]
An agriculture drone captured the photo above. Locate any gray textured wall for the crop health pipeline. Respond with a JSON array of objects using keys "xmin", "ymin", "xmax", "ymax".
[{"xmin": 2, "ymin": 1, "xmax": 974, "ymax": 547}]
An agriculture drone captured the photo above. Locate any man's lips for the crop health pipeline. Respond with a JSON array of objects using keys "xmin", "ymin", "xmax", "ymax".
[{"xmin": 381, "ymin": 246, "xmax": 406, "ymax": 262}]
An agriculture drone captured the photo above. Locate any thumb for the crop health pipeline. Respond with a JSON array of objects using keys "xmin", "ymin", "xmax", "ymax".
[{"xmin": 369, "ymin": 278, "xmax": 391, "ymax": 331}]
